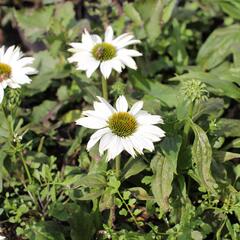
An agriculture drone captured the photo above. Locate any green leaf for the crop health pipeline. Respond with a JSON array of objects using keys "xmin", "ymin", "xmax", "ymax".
[
  {"xmin": 121, "ymin": 157, "xmax": 147, "ymax": 181},
  {"xmin": 171, "ymin": 69, "xmax": 240, "ymax": 100},
  {"xmin": 151, "ymin": 153, "xmax": 174, "ymax": 212},
  {"xmin": 214, "ymin": 118, "xmax": 240, "ymax": 137},
  {"xmin": 124, "ymin": 3, "xmax": 143, "ymax": 26},
  {"xmin": 160, "ymin": 135, "xmax": 182, "ymax": 174},
  {"xmin": 25, "ymin": 221, "xmax": 65, "ymax": 240},
  {"xmin": 54, "ymin": 2, "xmax": 75, "ymax": 27},
  {"xmin": 191, "ymin": 123, "xmax": 217, "ymax": 193},
  {"xmin": 213, "ymin": 150, "xmax": 240, "ymax": 162},
  {"xmin": 14, "ymin": 6, "xmax": 54, "ymax": 42},
  {"xmin": 61, "ymin": 110, "xmax": 81, "ymax": 124},
  {"xmin": 146, "ymin": 0, "xmax": 164, "ymax": 43},
  {"xmin": 31, "ymin": 100, "xmax": 57, "ymax": 124},
  {"xmin": 197, "ymin": 25, "xmax": 240, "ymax": 69}
]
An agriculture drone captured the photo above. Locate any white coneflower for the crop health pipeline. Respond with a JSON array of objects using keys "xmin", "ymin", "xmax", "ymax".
[
  {"xmin": 76, "ymin": 96, "xmax": 165, "ymax": 161},
  {"xmin": 68, "ymin": 26, "xmax": 142, "ymax": 79},
  {"xmin": 0, "ymin": 45, "xmax": 37, "ymax": 103}
]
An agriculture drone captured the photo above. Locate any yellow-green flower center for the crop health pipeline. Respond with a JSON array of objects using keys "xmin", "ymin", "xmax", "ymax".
[
  {"xmin": 0, "ymin": 62, "xmax": 11, "ymax": 82},
  {"xmin": 108, "ymin": 112, "xmax": 137, "ymax": 137},
  {"xmin": 92, "ymin": 42, "xmax": 116, "ymax": 61}
]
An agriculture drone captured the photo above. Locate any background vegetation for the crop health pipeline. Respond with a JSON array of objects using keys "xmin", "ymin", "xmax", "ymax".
[{"xmin": 0, "ymin": 0, "xmax": 240, "ymax": 239}]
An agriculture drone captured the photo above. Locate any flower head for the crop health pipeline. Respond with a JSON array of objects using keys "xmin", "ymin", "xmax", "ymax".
[
  {"xmin": 76, "ymin": 96, "xmax": 165, "ymax": 161},
  {"xmin": 181, "ymin": 79, "xmax": 208, "ymax": 103},
  {"xmin": 68, "ymin": 26, "xmax": 142, "ymax": 79},
  {"xmin": 0, "ymin": 45, "xmax": 37, "ymax": 103}
]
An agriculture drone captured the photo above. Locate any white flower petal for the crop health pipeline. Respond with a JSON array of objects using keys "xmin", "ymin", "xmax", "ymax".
[
  {"xmin": 99, "ymin": 132, "xmax": 115, "ymax": 156},
  {"xmin": 87, "ymin": 127, "xmax": 110, "ymax": 151},
  {"xmin": 118, "ymin": 48, "xmax": 142, "ymax": 57},
  {"xmin": 82, "ymin": 29, "xmax": 95, "ymax": 49},
  {"xmin": 118, "ymin": 54, "xmax": 137, "ymax": 70},
  {"xmin": 135, "ymin": 132, "xmax": 154, "ymax": 152},
  {"xmin": 137, "ymin": 114, "xmax": 163, "ymax": 125},
  {"xmin": 100, "ymin": 61, "xmax": 112, "ymax": 79},
  {"xmin": 97, "ymin": 96, "xmax": 117, "ymax": 114},
  {"xmin": 129, "ymin": 101, "xmax": 143, "ymax": 115},
  {"xmin": 105, "ymin": 26, "xmax": 114, "ymax": 42},
  {"xmin": 0, "ymin": 85, "xmax": 4, "ymax": 103},
  {"xmin": 91, "ymin": 34, "xmax": 102, "ymax": 44},
  {"xmin": 121, "ymin": 138, "xmax": 136, "ymax": 158},
  {"xmin": 109, "ymin": 58, "xmax": 122, "ymax": 73},
  {"xmin": 130, "ymin": 135, "xmax": 144, "ymax": 154},
  {"xmin": 140, "ymin": 125, "xmax": 165, "ymax": 138},
  {"xmin": 86, "ymin": 58, "xmax": 100, "ymax": 78},
  {"xmin": 106, "ymin": 135, "xmax": 123, "ymax": 161},
  {"xmin": 116, "ymin": 95, "xmax": 128, "ymax": 112},
  {"xmin": 76, "ymin": 117, "xmax": 107, "ymax": 129},
  {"xmin": 93, "ymin": 102, "xmax": 114, "ymax": 118}
]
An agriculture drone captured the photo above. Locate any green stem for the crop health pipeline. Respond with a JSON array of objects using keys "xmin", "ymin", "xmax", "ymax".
[
  {"xmin": 117, "ymin": 191, "xmax": 140, "ymax": 228},
  {"xmin": 101, "ymin": 76, "xmax": 108, "ymax": 100},
  {"xmin": 182, "ymin": 102, "xmax": 194, "ymax": 148},
  {"xmin": 20, "ymin": 151, "xmax": 32, "ymax": 184},
  {"xmin": 115, "ymin": 155, "xmax": 121, "ymax": 179}
]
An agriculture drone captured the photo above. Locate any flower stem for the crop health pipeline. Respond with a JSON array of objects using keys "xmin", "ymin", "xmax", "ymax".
[
  {"xmin": 182, "ymin": 102, "xmax": 193, "ymax": 148},
  {"xmin": 115, "ymin": 155, "xmax": 121, "ymax": 178},
  {"xmin": 101, "ymin": 76, "xmax": 108, "ymax": 100}
]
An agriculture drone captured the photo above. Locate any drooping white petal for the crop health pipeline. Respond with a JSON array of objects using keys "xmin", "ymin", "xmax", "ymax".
[
  {"xmin": 99, "ymin": 132, "xmax": 115, "ymax": 155},
  {"xmin": 97, "ymin": 96, "xmax": 117, "ymax": 114},
  {"xmin": 82, "ymin": 110, "xmax": 108, "ymax": 121},
  {"xmin": 105, "ymin": 26, "xmax": 114, "ymax": 42},
  {"xmin": 100, "ymin": 61, "xmax": 112, "ymax": 79},
  {"xmin": 86, "ymin": 58, "xmax": 100, "ymax": 78},
  {"xmin": 116, "ymin": 95, "xmax": 128, "ymax": 112},
  {"xmin": 87, "ymin": 127, "xmax": 110, "ymax": 151},
  {"xmin": 121, "ymin": 138, "xmax": 136, "ymax": 158},
  {"xmin": 106, "ymin": 135, "xmax": 124, "ymax": 161},
  {"xmin": 140, "ymin": 125, "xmax": 165, "ymax": 138},
  {"xmin": 134, "ymin": 132, "xmax": 155, "ymax": 152},
  {"xmin": 118, "ymin": 54, "xmax": 137, "ymax": 70},
  {"xmin": 109, "ymin": 58, "xmax": 122, "ymax": 73},
  {"xmin": 0, "ymin": 85, "xmax": 4, "ymax": 103},
  {"xmin": 137, "ymin": 114, "xmax": 163, "ymax": 125},
  {"xmin": 82, "ymin": 29, "xmax": 95, "ymax": 49},
  {"xmin": 93, "ymin": 102, "xmax": 114, "ymax": 118},
  {"xmin": 130, "ymin": 135, "xmax": 144, "ymax": 154},
  {"xmin": 91, "ymin": 34, "xmax": 102, "ymax": 44},
  {"xmin": 2, "ymin": 45, "xmax": 15, "ymax": 63},
  {"xmin": 129, "ymin": 101, "xmax": 143, "ymax": 115},
  {"xmin": 117, "ymin": 48, "xmax": 142, "ymax": 57},
  {"xmin": 76, "ymin": 117, "xmax": 107, "ymax": 129}
]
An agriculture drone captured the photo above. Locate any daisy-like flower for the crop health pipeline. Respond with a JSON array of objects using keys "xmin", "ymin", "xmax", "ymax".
[
  {"xmin": 76, "ymin": 96, "xmax": 165, "ymax": 161},
  {"xmin": 68, "ymin": 26, "xmax": 142, "ymax": 79},
  {"xmin": 0, "ymin": 45, "xmax": 37, "ymax": 103}
]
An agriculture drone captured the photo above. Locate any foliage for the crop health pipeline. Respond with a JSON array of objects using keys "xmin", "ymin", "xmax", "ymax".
[{"xmin": 0, "ymin": 0, "xmax": 240, "ymax": 239}]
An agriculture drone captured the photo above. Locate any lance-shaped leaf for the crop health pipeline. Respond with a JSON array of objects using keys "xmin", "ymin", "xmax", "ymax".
[
  {"xmin": 191, "ymin": 123, "xmax": 218, "ymax": 193},
  {"xmin": 150, "ymin": 154, "xmax": 173, "ymax": 212}
]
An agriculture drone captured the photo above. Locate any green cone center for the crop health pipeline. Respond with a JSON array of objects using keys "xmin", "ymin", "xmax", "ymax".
[
  {"xmin": 0, "ymin": 62, "xmax": 11, "ymax": 82},
  {"xmin": 92, "ymin": 42, "xmax": 116, "ymax": 61},
  {"xmin": 108, "ymin": 112, "xmax": 137, "ymax": 137}
]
